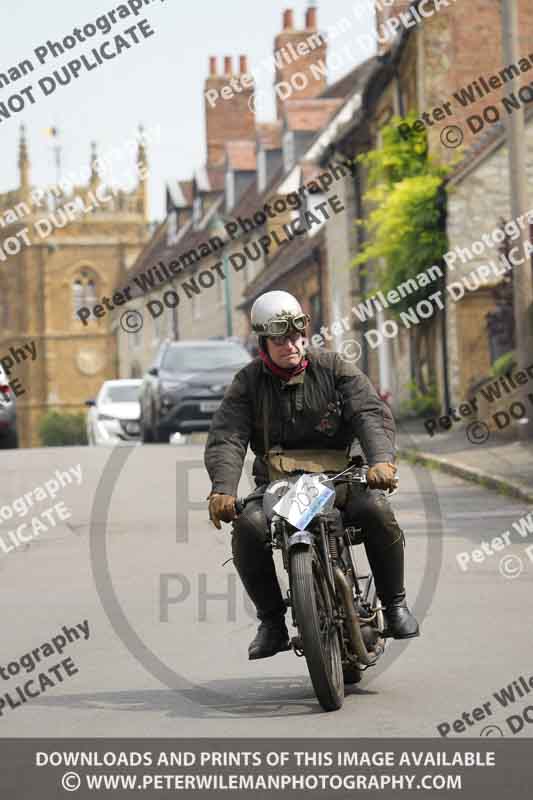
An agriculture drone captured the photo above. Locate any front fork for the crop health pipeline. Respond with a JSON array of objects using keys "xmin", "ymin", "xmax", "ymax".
[{"xmin": 279, "ymin": 514, "xmax": 349, "ymax": 652}]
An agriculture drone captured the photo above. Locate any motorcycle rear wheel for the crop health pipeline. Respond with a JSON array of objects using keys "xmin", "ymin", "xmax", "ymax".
[{"xmin": 291, "ymin": 547, "xmax": 344, "ymax": 711}]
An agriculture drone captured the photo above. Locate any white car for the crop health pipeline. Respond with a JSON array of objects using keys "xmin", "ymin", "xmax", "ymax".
[
  {"xmin": 0, "ymin": 365, "xmax": 18, "ymax": 449},
  {"xmin": 86, "ymin": 379, "xmax": 142, "ymax": 445}
]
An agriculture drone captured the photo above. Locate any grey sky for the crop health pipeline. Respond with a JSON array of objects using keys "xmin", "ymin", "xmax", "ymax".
[{"xmin": 0, "ymin": 0, "xmax": 375, "ymax": 221}]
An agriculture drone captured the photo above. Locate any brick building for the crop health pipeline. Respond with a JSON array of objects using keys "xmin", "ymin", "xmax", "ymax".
[
  {"xmin": 119, "ymin": 5, "xmax": 341, "ymax": 376},
  {"xmin": 0, "ymin": 126, "xmax": 150, "ymax": 446},
  {"xmin": 330, "ymin": 0, "xmax": 533, "ymax": 412},
  {"xmin": 116, "ymin": 0, "xmax": 533, "ymax": 418}
]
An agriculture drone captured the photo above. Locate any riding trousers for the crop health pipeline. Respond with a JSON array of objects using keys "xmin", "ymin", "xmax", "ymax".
[{"xmin": 230, "ymin": 481, "xmax": 406, "ymax": 621}]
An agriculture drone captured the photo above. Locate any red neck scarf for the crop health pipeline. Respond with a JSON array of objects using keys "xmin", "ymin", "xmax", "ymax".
[{"xmin": 259, "ymin": 349, "xmax": 308, "ymax": 381}]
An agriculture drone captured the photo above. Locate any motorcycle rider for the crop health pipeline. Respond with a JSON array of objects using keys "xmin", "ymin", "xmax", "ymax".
[{"xmin": 205, "ymin": 291, "xmax": 419, "ymax": 660}]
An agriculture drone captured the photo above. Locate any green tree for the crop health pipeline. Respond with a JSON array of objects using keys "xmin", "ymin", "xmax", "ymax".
[
  {"xmin": 39, "ymin": 410, "xmax": 88, "ymax": 447},
  {"xmin": 353, "ymin": 113, "xmax": 451, "ymax": 393}
]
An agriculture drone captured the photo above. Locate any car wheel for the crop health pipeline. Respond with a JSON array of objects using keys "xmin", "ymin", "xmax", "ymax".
[
  {"xmin": 141, "ymin": 419, "xmax": 154, "ymax": 443},
  {"xmin": 154, "ymin": 426, "xmax": 170, "ymax": 444},
  {"xmin": 0, "ymin": 429, "xmax": 19, "ymax": 449}
]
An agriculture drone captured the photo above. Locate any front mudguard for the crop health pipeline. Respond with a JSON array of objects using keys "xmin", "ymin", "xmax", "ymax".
[{"xmin": 287, "ymin": 530, "xmax": 313, "ymax": 550}]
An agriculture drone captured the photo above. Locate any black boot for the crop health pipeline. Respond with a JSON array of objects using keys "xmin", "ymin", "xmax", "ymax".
[
  {"xmin": 248, "ymin": 616, "xmax": 291, "ymax": 660},
  {"xmin": 231, "ymin": 500, "xmax": 289, "ymax": 658},
  {"xmin": 364, "ymin": 523, "xmax": 420, "ymax": 640},
  {"xmin": 381, "ymin": 594, "xmax": 419, "ymax": 639}
]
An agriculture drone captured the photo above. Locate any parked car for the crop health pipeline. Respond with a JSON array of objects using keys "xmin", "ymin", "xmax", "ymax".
[
  {"xmin": 85, "ymin": 379, "xmax": 142, "ymax": 445},
  {"xmin": 139, "ymin": 339, "xmax": 251, "ymax": 442},
  {"xmin": 209, "ymin": 334, "xmax": 259, "ymax": 356},
  {"xmin": 0, "ymin": 365, "xmax": 18, "ymax": 449}
]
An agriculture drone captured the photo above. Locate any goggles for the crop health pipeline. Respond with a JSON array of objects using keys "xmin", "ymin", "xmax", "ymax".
[{"xmin": 253, "ymin": 313, "xmax": 309, "ymax": 337}]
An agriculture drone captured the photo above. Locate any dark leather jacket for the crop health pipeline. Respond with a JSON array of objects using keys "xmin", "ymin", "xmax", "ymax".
[{"xmin": 204, "ymin": 348, "xmax": 396, "ymax": 496}]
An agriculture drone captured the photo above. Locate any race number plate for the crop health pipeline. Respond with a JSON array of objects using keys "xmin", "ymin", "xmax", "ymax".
[{"xmin": 273, "ymin": 475, "xmax": 334, "ymax": 531}]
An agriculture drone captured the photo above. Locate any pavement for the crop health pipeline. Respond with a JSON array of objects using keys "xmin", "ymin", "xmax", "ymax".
[{"xmin": 397, "ymin": 417, "xmax": 533, "ymax": 504}]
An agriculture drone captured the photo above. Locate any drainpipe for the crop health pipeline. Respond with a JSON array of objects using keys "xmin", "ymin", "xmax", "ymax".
[
  {"xmin": 315, "ymin": 246, "xmax": 324, "ymax": 332},
  {"xmin": 352, "ymin": 159, "xmax": 369, "ymax": 376},
  {"xmin": 393, "ymin": 69, "xmax": 418, "ymax": 398},
  {"xmin": 223, "ymin": 249, "xmax": 233, "ymax": 337},
  {"xmin": 214, "ymin": 212, "xmax": 233, "ymax": 337},
  {"xmin": 438, "ymin": 183, "xmax": 451, "ymax": 411}
]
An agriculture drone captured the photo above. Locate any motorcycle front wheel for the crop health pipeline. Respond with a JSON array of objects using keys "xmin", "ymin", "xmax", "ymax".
[{"xmin": 291, "ymin": 547, "xmax": 344, "ymax": 711}]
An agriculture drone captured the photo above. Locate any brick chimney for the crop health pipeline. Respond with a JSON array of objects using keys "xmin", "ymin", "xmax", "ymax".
[
  {"xmin": 273, "ymin": 6, "xmax": 327, "ymax": 119},
  {"xmin": 204, "ymin": 55, "xmax": 256, "ymax": 168},
  {"xmin": 306, "ymin": 5, "xmax": 317, "ymax": 29},
  {"xmin": 283, "ymin": 9, "xmax": 294, "ymax": 29},
  {"xmin": 374, "ymin": 0, "xmax": 412, "ymax": 54}
]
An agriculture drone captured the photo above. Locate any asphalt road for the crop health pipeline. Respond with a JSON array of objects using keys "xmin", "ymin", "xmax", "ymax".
[{"xmin": 1, "ymin": 440, "xmax": 532, "ymax": 738}]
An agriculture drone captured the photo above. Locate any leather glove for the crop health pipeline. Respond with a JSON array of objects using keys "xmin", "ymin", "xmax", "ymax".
[
  {"xmin": 367, "ymin": 462, "xmax": 398, "ymax": 491},
  {"xmin": 208, "ymin": 493, "xmax": 236, "ymax": 529}
]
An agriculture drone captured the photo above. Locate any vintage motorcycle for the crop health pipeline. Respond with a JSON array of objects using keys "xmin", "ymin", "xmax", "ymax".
[{"xmin": 235, "ymin": 457, "xmax": 391, "ymax": 712}]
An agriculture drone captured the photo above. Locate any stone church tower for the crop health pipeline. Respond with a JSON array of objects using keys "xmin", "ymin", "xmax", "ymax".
[{"xmin": 0, "ymin": 125, "xmax": 150, "ymax": 447}]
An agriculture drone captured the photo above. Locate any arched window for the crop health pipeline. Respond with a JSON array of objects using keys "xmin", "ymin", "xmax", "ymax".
[{"xmin": 72, "ymin": 270, "xmax": 98, "ymax": 320}]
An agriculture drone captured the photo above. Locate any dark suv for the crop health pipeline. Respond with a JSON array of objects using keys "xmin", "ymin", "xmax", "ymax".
[
  {"xmin": 0, "ymin": 365, "xmax": 18, "ymax": 448},
  {"xmin": 139, "ymin": 339, "xmax": 251, "ymax": 442}
]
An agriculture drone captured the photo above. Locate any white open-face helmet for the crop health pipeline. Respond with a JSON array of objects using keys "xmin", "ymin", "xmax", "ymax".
[{"xmin": 250, "ymin": 291, "xmax": 309, "ymax": 337}]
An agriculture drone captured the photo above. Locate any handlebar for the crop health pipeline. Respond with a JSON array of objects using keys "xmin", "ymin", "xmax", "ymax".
[{"xmin": 234, "ymin": 467, "xmax": 398, "ymax": 516}]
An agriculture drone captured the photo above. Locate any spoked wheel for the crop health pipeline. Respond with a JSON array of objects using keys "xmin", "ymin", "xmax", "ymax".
[{"xmin": 291, "ymin": 547, "xmax": 344, "ymax": 711}]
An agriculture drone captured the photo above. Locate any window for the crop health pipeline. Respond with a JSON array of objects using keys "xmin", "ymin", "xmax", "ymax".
[
  {"xmin": 131, "ymin": 321, "xmax": 142, "ymax": 349},
  {"xmin": 243, "ymin": 258, "xmax": 258, "ymax": 287},
  {"xmin": 218, "ymin": 260, "xmax": 227, "ymax": 307},
  {"xmin": 127, "ymin": 325, "xmax": 142, "ymax": 352},
  {"xmin": 72, "ymin": 280, "xmax": 84, "ymax": 316},
  {"xmin": 152, "ymin": 305, "xmax": 164, "ymax": 342},
  {"xmin": 257, "ymin": 148, "xmax": 267, "ymax": 192},
  {"xmin": 167, "ymin": 305, "xmax": 176, "ymax": 339},
  {"xmin": 225, "ymin": 171, "xmax": 235, "ymax": 212},
  {"xmin": 307, "ymin": 192, "xmax": 328, "ymax": 236},
  {"xmin": 72, "ymin": 271, "xmax": 98, "ymax": 320},
  {"xmin": 283, "ymin": 130, "xmax": 294, "ymax": 172},
  {"xmin": 167, "ymin": 210, "xmax": 178, "ymax": 246},
  {"xmin": 193, "ymin": 196, "xmax": 203, "ymax": 224},
  {"xmin": 309, "ymin": 293, "xmax": 322, "ymax": 335},
  {"xmin": 191, "ymin": 290, "xmax": 201, "ymax": 321}
]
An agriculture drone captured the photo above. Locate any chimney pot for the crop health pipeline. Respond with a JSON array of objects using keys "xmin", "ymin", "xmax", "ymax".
[
  {"xmin": 209, "ymin": 56, "xmax": 217, "ymax": 76},
  {"xmin": 306, "ymin": 6, "xmax": 317, "ymax": 29},
  {"xmin": 239, "ymin": 55, "xmax": 248, "ymax": 74},
  {"xmin": 224, "ymin": 56, "xmax": 232, "ymax": 76},
  {"xmin": 283, "ymin": 9, "xmax": 294, "ymax": 30}
]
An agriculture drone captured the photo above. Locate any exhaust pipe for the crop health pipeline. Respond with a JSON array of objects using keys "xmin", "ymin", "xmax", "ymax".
[{"xmin": 333, "ymin": 566, "xmax": 383, "ymax": 667}]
